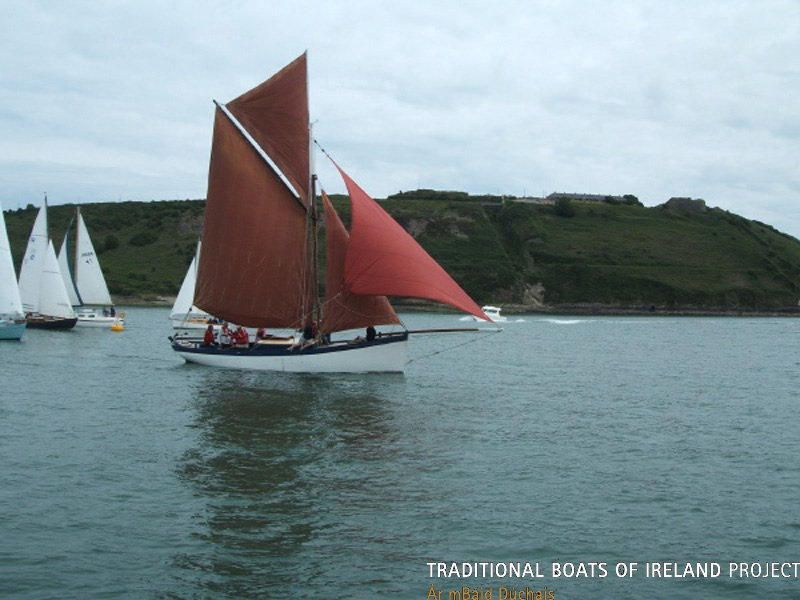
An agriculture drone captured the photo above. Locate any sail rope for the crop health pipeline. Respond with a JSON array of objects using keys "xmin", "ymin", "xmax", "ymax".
[
  {"xmin": 313, "ymin": 138, "xmax": 330, "ymax": 159},
  {"xmin": 405, "ymin": 327, "xmax": 502, "ymax": 365}
]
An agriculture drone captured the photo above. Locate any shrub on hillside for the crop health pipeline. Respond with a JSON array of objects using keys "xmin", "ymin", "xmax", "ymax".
[
  {"xmin": 554, "ymin": 198, "xmax": 576, "ymax": 218},
  {"xmin": 104, "ymin": 234, "xmax": 120, "ymax": 251},
  {"xmin": 129, "ymin": 231, "xmax": 158, "ymax": 247}
]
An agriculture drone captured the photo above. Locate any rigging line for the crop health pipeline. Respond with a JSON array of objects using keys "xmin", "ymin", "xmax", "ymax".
[
  {"xmin": 405, "ymin": 328, "xmax": 502, "ymax": 365},
  {"xmin": 314, "ymin": 138, "xmax": 341, "ymax": 175},
  {"xmin": 313, "ymin": 138, "xmax": 330, "ymax": 158}
]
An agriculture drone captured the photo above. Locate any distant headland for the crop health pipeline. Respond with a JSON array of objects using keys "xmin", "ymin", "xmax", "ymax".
[{"xmin": 4, "ymin": 190, "xmax": 799, "ymax": 315}]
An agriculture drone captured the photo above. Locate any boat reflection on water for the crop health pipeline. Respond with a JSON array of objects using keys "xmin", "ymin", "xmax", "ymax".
[{"xmin": 173, "ymin": 371, "xmax": 420, "ymax": 596}]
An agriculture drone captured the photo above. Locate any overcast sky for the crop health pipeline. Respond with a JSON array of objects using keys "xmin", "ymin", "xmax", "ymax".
[{"xmin": 2, "ymin": 0, "xmax": 799, "ymax": 238}]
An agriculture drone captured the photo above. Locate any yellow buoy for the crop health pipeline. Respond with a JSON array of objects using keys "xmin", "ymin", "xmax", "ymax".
[{"xmin": 111, "ymin": 311, "xmax": 125, "ymax": 332}]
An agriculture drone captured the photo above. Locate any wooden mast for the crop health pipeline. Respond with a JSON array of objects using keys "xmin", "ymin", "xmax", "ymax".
[{"xmin": 308, "ymin": 118, "xmax": 322, "ymax": 332}]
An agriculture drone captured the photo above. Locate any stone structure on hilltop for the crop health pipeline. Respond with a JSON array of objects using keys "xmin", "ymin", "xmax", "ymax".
[{"xmin": 664, "ymin": 197, "xmax": 707, "ymax": 212}]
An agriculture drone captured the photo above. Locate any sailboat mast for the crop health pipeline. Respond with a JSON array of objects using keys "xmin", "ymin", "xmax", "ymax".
[
  {"xmin": 307, "ymin": 115, "xmax": 321, "ymax": 329},
  {"xmin": 309, "ymin": 170, "xmax": 321, "ymax": 328},
  {"xmin": 74, "ymin": 206, "xmax": 81, "ymax": 278},
  {"xmin": 305, "ymin": 62, "xmax": 322, "ymax": 331}
]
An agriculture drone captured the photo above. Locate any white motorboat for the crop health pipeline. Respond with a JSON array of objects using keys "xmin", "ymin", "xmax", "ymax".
[{"xmin": 473, "ymin": 305, "xmax": 506, "ymax": 323}]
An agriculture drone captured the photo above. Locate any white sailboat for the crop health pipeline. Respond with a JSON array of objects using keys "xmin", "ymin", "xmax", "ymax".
[
  {"xmin": 170, "ymin": 241, "xmax": 214, "ymax": 329},
  {"xmin": 18, "ymin": 201, "xmax": 77, "ymax": 329},
  {"xmin": 58, "ymin": 207, "xmax": 123, "ymax": 328},
  {"xmin": 0, "ymin": 203, "xmax": 26, "ymax": 340},
  {"xmin": 170, "ymin": 54, "xmax": 494, "ymax": 373}
]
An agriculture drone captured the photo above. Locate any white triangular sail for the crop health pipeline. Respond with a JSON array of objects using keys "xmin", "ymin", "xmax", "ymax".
[
  {"xmin": 0, "ymin": 204, "xmax": 24, "ymax": 318},
  {"xmin": 39, "ymin": 240, "xmax": 76, "ymax": 319},
  {"xmin": 74, "ymin": 211, "xmax": 112, "ymax": 306},
  {"xmin": 18, "ymin": 204, "xmax": 49, "ymax": 313},
  {"xmin": 57, "ymin": 221, "xmax": 82, "ymax": 307},
  {"xmin": 170, "ymin": 241, "xmax": 209, "ymax": 320}
]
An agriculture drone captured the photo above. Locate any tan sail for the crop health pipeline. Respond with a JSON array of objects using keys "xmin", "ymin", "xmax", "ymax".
[
  {"xmin": 194, "ymin": 106, "xmax": 312, "ymax": 328},
  {"xmin": 227, "ymin": 53, "xmax": 311, "ymax": 207}
]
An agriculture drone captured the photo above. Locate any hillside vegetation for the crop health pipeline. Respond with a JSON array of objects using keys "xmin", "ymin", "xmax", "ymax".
[{"xmin": 5, "ymin": 192, "xmax": 800, "ymax": 313}]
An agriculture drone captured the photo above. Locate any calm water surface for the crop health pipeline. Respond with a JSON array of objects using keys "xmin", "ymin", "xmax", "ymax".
[{"xmin": 1, "ymin": 309, "xmax": 798, "ymax": 599}]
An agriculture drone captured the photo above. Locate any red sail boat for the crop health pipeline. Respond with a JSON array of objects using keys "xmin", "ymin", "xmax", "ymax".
[{"xmin": 170, "ymin": 53, "xmax": 492, "ymax": 373}]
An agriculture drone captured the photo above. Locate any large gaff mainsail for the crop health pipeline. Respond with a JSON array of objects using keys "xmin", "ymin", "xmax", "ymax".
[
  {"xmin": 225, "ymin": 53, "xmax": 311, "ymax": 210},
  {"xmin": 193, "ymin": 54, "xmax": 313, "ymax": 328}
]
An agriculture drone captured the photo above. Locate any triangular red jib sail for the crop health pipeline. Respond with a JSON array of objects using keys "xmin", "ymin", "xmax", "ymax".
[
  {"xmin": 227, "ymin": 52, "xmax": 310, "ymax": 207},
  {"xmin": 332, "ymin": 163, "xmax": 491, "ymax": 322},
  {"xmin": 320, "ymin": 192, "xmax": 401, "ymax": 334}
]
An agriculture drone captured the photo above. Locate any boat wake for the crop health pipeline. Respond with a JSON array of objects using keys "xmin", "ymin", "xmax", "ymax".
[{"xmin": 544, "ymin": 318, "xmax": 593, "ymax": 325}]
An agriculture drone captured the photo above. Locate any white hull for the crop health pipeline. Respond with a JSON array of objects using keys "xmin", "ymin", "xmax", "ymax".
[
  {"xmin": 173, "ymin": 337, "xmax": 408, "ymax": 373},
  {"xmin": 171, "ymin": 317, "xmax": 214, "ymax": 329},
  {"xmin": 473, "ymin": 305, "xmax": 506, "ymax": 323},
  {"xmin": 0, "ymin": 320, "xmax": 26, "ymax": 340},
  {"xmin": 75, "ymin": 309, "xmax": 125, "ymax": 328},
  {"xmin": 472, "ymin": 314, "xmax": 507, "ymax": 323},
  {"xmin": 76, "ymin": 316, "xmax": 117, "ymax": 327}
]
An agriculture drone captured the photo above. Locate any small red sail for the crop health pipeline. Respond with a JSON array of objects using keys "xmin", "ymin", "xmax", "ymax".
[
  {"xmin": 334, "ymin": 164, "xmax": 490, "ymax": 322},
  {"xmin": 194, "ymin": 107, "xmax": 312, "ymax": 328},
  {"xmin": 227, "ymin": 52, "xmax": 310, "ymax": 206},
  {"xmin": 320, "ymin": 192, "xmax": 400, "ymax": 334}
]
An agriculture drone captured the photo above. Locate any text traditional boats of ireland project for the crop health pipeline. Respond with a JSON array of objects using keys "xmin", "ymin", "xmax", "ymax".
[{"xmin": 170, "ymin": 53, "xmax": 495, "ymax": 373}]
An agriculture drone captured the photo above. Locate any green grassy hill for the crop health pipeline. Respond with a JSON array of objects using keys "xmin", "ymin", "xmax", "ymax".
[
  {"xmin": 492, "ymin": 199, "xmax": 800, "ymax": 311},
  {"xmin": 5, "ymin": 192, "xmax": 800, "ymax": 312}
]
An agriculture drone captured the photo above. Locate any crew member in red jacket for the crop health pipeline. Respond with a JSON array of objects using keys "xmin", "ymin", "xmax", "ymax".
[{"xmin": 202, "ymin": 324, "xmax": 216, "ymax": 346}]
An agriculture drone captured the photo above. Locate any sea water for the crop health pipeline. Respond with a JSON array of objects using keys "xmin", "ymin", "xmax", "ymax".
[{"xmin": 0, "ymin": 309, "xmax": 798, "ymax": 599}]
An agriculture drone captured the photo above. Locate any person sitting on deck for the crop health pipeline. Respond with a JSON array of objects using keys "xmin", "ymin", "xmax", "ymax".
[
  {"xmin": 202, "ymin": 324, "xmax": 216, "ymax": 347},
  {"xmin": 351, "ymin": 326, "xmax": 377, "ymax": 345},
  {"xmin": 233, "ymin": 326, "xmax": 249, "ymax": 348},
  {"xmin": 219, "ymin": 322, "xmax": 232, "ymax": 347},
  {"xmin": 289, "ymin": 323, "xmax": 317, "ymax": 350},
  {"xmin": 255, "ymin": 327, "xmax": 270, "ymax": 341}
]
